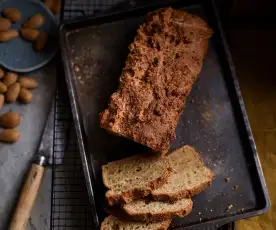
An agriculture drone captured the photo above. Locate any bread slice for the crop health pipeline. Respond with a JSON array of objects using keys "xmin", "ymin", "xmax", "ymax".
[
  {"xmin": 151, "ymin": 146, "xmax": 214, "ymax": 202},
  {"xmin": 102, "ymin": 154, "xmax": 171, "ymax": 206},
  {"xmin": 122, "ymin": 198, "xmax": 193, "ymax": 222},
  {"xmin": 101, "ymin": 216, "xmax": 171, "ymax": 230}
]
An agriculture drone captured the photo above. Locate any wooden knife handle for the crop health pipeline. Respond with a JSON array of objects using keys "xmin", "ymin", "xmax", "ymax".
[{"xmin": 9, "ymin": 164, "xmax": 45, "ymax": 230}]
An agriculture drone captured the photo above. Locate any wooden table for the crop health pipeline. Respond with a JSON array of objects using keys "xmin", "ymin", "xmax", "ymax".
[{"xmin": 227, "ymin": 28, "xmax": 276, "ymax": 230}]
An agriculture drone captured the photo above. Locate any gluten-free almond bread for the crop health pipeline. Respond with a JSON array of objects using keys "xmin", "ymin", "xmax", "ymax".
[
  {"xmin": 100, "ymin": 8, "xmax": 213, "ymax": 152},
  {"xmin": 102, "ymin": 154, "xmax": 171, "ymax": 206},
  {"xmin": 101, "ymin": 215, "xmax": 171, "ymax": 230}
]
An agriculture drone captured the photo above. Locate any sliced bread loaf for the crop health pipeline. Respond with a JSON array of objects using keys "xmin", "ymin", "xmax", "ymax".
[
  {"xmin": 122, "ymin": 198, "xmax": 193, "ymax": 222},
  {"xmin": 100, "ymin": 215, "xmax": 171, "ymax": 230},
  {"xmin": 151, "ymin": 145, "xmax": 214, "ymax": 202},
  {"xmin": 102, "ymin": 154, "xmax": 171, "ymax": 206}
]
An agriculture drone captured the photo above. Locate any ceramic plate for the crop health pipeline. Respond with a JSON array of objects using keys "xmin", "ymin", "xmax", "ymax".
[{"xmin": 0, "ymin": 0, "xmax": 58, "ymax": 72}]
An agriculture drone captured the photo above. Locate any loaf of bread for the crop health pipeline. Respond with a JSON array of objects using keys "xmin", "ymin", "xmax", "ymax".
[
  {"xmin": 102, "ymin": 154, "xmax": 171, "ymax": 206},
  {"xmin": 100, "ymin": 7, "xmax": 213, "ymax": 152},
  {"xmin": 151, "ymin": 145, "xmax": 214, "ymax": 201},
  {"xmin": 101, "ymin": 215, "xmax": 171, "ymax": 230}
]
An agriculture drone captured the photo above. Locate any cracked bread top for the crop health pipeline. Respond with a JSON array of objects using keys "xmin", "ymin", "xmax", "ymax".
[{"xmin": 100, "ymin": 8, "xmax": 213, "ymax": 152}]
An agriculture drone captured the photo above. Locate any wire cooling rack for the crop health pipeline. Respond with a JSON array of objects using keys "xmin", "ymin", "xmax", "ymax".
[{"xmin": 51, "ymin": 0, "xmax": 235, "ymax": 229}]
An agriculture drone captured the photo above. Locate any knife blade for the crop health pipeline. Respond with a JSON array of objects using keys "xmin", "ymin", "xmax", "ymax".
[
  {"xmin": 34, "ymin": 103, "xmax": 54, "ymax": 166},
  {"xmin": 9, "ymin": 102, "xmax": 55, "ymax": 230}
]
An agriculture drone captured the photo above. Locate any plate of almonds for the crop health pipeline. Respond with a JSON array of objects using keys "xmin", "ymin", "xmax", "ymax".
[{"xmin": 0, "ymin": 0, "xmax": 59, "ymax": 72}]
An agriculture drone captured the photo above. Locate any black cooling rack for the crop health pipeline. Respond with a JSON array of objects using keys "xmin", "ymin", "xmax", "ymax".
[{"xmin": 51, "ymin": 0, "xmax": 235, "ymax": 229}]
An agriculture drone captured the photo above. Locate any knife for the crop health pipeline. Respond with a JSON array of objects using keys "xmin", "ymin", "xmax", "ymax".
[{"xmin": 9, "ymin": 103, "xmax": 55, "ymax": 230}]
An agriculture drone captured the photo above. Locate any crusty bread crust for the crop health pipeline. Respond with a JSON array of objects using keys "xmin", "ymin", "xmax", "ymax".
[
  {"xmin": 151, "ymin": 145, "xmax": 214, "ymax": 202},
  {"xmin": 151, "ymin": 179, "xmax": 213, "ymax": 202},
  {"xmin": 103, "ymin": 155, "xmax": 172, "ymax": 206},
  {"xmin": 100, "ymin": 7, "xmax": 213, "ymax": 153},
  {"xmin": 106, "ymin": 167, "xmax": 171, "ymax": 206},
  {"xmin": 100, "ymin": 215, "xmax": 171, "ymax": 230},
  {"xmin": 122, "ymin": 199, "xmax": 193, "ymax": 223}
]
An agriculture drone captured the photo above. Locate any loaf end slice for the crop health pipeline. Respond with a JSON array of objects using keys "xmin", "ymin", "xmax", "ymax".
[
  {"xmin": 102, "ymin": 154, "xmax": 171, "ymax": 205},
  {"xmin": 101, "ymin": 215, "xmax": 171, "ymax": 230},
  {"xmin": 151, "ymin": 145, "xmax": 214, "ymax": 202},
  {"xmin": 123, "ymin": 198, "xmax": 193, "ymax": 222}
]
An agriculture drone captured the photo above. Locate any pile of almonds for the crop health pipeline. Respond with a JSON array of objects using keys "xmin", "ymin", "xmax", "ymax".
[
  {"xmin": 0, "ymin": 0, "xmax": 61, "ymax": 51},
  {"xmin": 0, "ymin": 0, "xmax": 61, "ymax": 143},
  {"xmin": 0, "ymin": 67, "xmax": 38, "ymax": 143}
]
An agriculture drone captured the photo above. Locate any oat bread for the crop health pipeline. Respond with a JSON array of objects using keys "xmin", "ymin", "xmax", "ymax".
[
  {"xmin": 102, "ymin": 154, "xmax": 171, "ymax": 206},
  {"xmin": 100, "ymin": 7, "xmax": 213, "ymax": 152},
  {"xmin": 122, "ymin": 198, "xmax": 193, "ymax": 222},
  {"xmin": 101, "ymin": 215, "xmax": 171, "ymax": 230},
  {"xmin": 151, "ymin": 146, "xmax": 214, "ymax": 201}
]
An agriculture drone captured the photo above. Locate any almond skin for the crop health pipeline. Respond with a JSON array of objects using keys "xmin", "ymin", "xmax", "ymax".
[
  {"xmin": 18, "ymin": 77, "xmax": 38, "ymax": 89},
  {"xmin": 0, "ymin": 17, "xmax": 12, "ymax": 32},
  {"xmin": 0, "ymin": 129, "xmax": 20, "ymax": 143},
  {"xmin": 23, "ymin": 13, "xmax": 45, "ymax": 29},
  {"xmin": 18, "ymin": 88, "xmax": 33, "ymax": 103},
  {"xmin": 52, "ymin": 0, "xmax": 61, "ymax": 14},
  {"xmin": 34, "ymin": 32, "xmax": 48, "ymax": 52},
  {"xmin": 3, "ymin": 8, "xmax": 21, "ymax": 22},
  {"xmin": 0, "ymin": 82, "xmax": 7, "ymax": 93},
  {"xmin": 6, "ymin": 83, "xmax": 21, "ymax": 102},
  {"xmin": 0, "ymin": 68, "xmax": 4, "ymax": 79},
  {"xmin": 2, "ymin": 72, "xmax": 18, "ymax": 86},
  {"xmin": 20, "ymin": 28, "xmax": 39, "ymax": 41},
  {"xmin": 0, "ymin": 94, "xmax": 4, "ymax": 109},
  {"xmin": 43, "ymin": 0, "xmax": 54, "ymax": 10},
  {"xmin": 0, "ymin": 112, "xmax": 21, "ymax": 128},
  {"xmin": 0, "ymin": 30, "xmax": 18, "ymax": 42}
]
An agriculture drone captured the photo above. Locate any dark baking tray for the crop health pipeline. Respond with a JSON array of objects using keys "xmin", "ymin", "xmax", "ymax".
[{"xmin": 59, "ymin": 0, "xmax": 270, "ymax": 229}]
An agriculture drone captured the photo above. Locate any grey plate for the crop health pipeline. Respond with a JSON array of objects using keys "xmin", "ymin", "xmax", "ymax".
[{"xmin": 0, "ymin": 0, "xmax": 58, "ymax": 72}]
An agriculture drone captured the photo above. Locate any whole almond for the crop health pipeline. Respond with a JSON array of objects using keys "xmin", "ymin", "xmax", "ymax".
[
  {"xmin": 20, "ymin": 28, "xmax": 39, "ymax": 41},
  {"xmin": 18, "ymin": 88, "xmax": 33, "ymax": 103},
  {"xmin": 52, "ymin": 0, "xmax": 61, "ymax": 14},
  {"xmin": 6, "ymin": 83, "xmax": 20, "ymax": 102},
  {"xmin": 3, "ymin": 72, "xmax": 18, "ymax": 86},
  {"xmin": 18, "ymin": 77, "xmax": 38, "ymax": 89},
  {"xmin": 34, "ymin": 32, "xmax": 48, "ymax": 52},
  {"xmin": 3, "ymin": 8, "xmax": 21, "ymax": 22},
  {"xmin": 0, "ymin": 17, "xmax": 12, "ymax": 32},
  {"xmin": 0, "ymin": 112, "xmax": 20, "ymax": 128},
  {"xmin": 0, "ymin": 94, "xmax": 4, "ymax": 109},
  {"xmin": 0, "ymin": 29, "xmax": 19, "ymax": 42},
  {"xmin": 0, "ymin": 129, "xmax": 20, "ymax": 142},
  {"xmin": 43, "ymin": 0, "xmax": 53, "ymax": 10},
  {"xmin": 23, "ymin": 13, "xmax": 45, "ymax": 29},
  {"xmin": 0, "ymin": 68, "xmax": 4, "ymax": 79},
  {"xmin": 0, "ymin": 82, "xmax": 7, "ymax": 93}
]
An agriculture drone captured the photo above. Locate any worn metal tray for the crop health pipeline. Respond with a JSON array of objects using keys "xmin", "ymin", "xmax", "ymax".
[{"xmin": 59, "ymin": 0, "xmax": 270, "ymax": 229}]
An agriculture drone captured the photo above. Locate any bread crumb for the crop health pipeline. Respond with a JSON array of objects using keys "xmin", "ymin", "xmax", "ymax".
[
  {"xmin": 74, "ymin": 65, "xmax": 80, "ymax": 72},
  {"xmin": 228, "ymin": 204, "xmax": 233, "ymax": 210},
  {"xmin": 225, "ymin": 177, "xmax": 231, "ymax": 183},
  {"xmin": 233, "ymin": 185, "xmax": 239, "ymax": 191}
]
